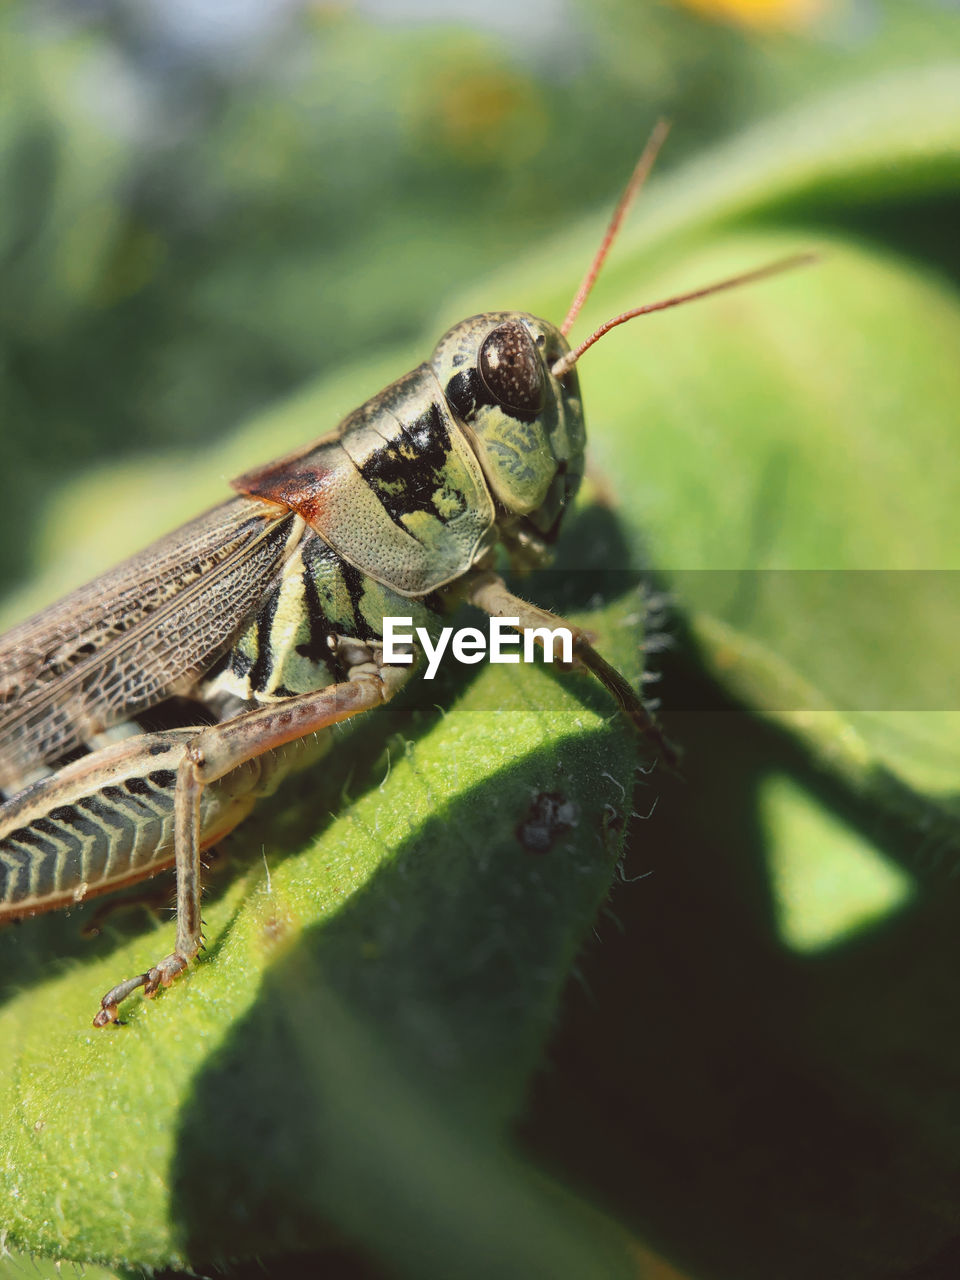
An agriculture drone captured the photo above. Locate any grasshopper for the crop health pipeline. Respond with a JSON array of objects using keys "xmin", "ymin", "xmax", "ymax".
[{"xmin": 0, "ymin": 126, "xmax": 809, "ymax": 1025}]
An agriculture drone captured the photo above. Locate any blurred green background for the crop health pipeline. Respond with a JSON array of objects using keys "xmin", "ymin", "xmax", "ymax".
[{"xmin": 2, "ymin": 2, "xmax": 960, "ymax": 1279}]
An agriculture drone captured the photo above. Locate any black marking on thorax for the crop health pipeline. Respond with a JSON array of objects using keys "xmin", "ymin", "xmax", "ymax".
[
  {"xmin": 338, "ymin": 561, "xmax": 380, "ymax": 644},
  {"xmin": 296, "ymin": 541, "xmax": 341, "ymax": 677},
  {"xmin": 248, "ymin": 587, "xmax": 281, "ymax": 696},
  {"xmin": 358, "ymin": 402, "xmax": 468, "ymax": 529}
]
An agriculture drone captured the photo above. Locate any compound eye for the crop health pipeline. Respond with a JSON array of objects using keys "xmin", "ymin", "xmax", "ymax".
[{"xmin": 479, "ymin": 321, "xmax": 545, "ymax": 415}]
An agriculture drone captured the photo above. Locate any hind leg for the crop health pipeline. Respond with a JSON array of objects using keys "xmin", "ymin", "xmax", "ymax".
[{"xmin": 93, "ymin": 661, "xmax": 410, "ymax": 1025}]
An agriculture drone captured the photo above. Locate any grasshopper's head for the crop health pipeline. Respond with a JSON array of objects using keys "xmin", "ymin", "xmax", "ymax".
[
  {"xmin": 430, "ymin": 128, "xmax": 812, "ymax": 546},
  {"xmin": 431, "ymin": 312, "xmax": 585, "ymax": 540}
]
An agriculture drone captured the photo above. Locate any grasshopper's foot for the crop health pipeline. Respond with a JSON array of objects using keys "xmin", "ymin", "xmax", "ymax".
[
  {"xmin": 572, "ymin": 638, "xmax": 682, "ymax": 772},
  {"xmin": 92, "ymin": 952, "xmax": 190, "ymax": 1027},
  {"xmin": 144, "ymin": 951, "xmax": 190, "ymax": 997}
]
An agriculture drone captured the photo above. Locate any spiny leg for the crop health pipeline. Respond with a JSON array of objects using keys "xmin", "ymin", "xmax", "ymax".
[
  {"xmin": 93, "ymin": 661, "xmax": 410, "ymax": 1026},
  {"xmin": 465, "ymin": 571, "xmax": 679, "ymax": 768}
]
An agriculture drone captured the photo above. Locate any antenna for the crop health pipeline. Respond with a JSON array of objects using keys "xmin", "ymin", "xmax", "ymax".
[
  {"xmin": 552, "ymin": 252, "xmax": 817, "ymax": 379},
  {"xmin": 560, "ymin": 119, "xmax": 671, "ymax": 338}
]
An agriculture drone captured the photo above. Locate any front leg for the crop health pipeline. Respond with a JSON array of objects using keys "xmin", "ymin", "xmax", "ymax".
[
  {"xmin": 93, "ymin": 660, "xmax": 410, "ymax": 1026},
  {"xmin": 464, "ymin": 571, "xmax": 679, "ymax": 768}
]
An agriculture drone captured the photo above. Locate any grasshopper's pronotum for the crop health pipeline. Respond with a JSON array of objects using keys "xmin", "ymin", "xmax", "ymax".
[{"xmin": 0, "ymin": 125, "xmax": 810, "ymax": 1024}]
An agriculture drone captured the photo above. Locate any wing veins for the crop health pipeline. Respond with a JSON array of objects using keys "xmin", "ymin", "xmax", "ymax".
[{"xmin": 0, "ymin": 502, "xmax": 301, "ymax": 781}]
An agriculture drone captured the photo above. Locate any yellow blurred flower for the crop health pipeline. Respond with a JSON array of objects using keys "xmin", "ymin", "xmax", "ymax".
[{"xmin": 673, "ymin": 0, "xmax": 827, "ymax": 29}]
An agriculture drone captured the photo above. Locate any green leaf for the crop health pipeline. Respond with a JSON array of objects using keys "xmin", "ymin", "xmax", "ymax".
[
  {"xmin": 0, "ymin": 593, "xmax": 650, "ymax": 1271},
  {"xmin": 0, "ymin": 1252, "xmax": 129, "ymax": 1280}
]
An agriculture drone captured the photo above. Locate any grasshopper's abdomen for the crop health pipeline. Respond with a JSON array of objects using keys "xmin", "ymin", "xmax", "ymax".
[{"xmin": 0, "ymin": 731, "xmax": 261, "ymax": 917}]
